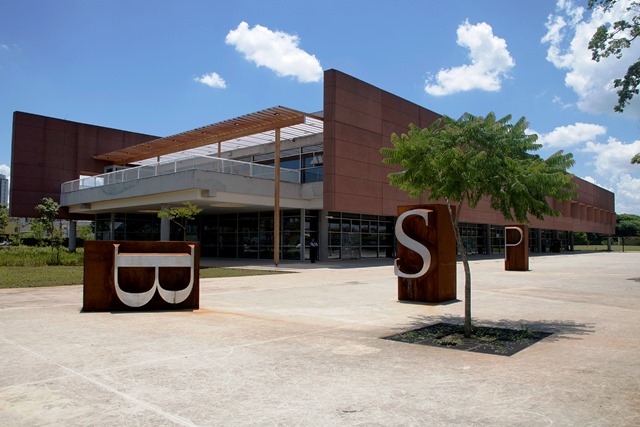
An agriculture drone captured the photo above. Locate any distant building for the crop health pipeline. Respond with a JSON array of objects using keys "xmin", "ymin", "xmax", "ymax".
[
  {"xmin": 0, "ymin": 173, "xmax": 8, "ymax": 206},
  {"xmin": 9, "ymin": 69, "xmax": 616, "ymax": 262}
]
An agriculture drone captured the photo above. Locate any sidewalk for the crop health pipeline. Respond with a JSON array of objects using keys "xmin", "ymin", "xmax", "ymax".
[{"xmin": 1, "ymin": 252, "xmax": 639, "ymax": 426}]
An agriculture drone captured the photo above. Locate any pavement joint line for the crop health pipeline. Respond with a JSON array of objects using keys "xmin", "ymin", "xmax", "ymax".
[
  {"xmin": 2, "ymin": 312, "xmax": 404, "ymax": 389},
  {"xmin": 1, "ymin": 337, "xmax": 199, "ymax": 427},
  {"xmin": 0, "ymin": 303, "xmax": 81, "ymax": 312}
]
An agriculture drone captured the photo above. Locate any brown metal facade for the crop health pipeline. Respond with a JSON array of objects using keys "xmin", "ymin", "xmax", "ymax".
[
  {"xmin": 322, "ymin": 69, "xmax": 616, "ymax": 234},
  {"xmin": 9, "ymin": 69, "xmax": 616, "ymax": 235},
  {"xmin": 10, "ymin": 111, "xmax": 157, "ymax": 218}
]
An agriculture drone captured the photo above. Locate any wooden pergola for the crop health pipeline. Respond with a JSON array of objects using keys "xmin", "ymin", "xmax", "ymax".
[{"xmin": 94, "ymin": 106, "xmax": 323, "ymax": 266}]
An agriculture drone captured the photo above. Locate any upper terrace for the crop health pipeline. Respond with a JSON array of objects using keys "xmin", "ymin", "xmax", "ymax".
[{"xmin": 57, "ymin": 107, "xmax": 324, "ymax": 216}]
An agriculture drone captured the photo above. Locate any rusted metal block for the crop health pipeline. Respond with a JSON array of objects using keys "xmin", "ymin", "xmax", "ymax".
[
  {"xmin": 505, "ymin": 225, "xmax": 529, "ymax": 271},
  {"xmin": 83, "ymin": 241, "xmax": 200, "ymax": 312},
  {"xmin": 395, "ymin": 204, "xmax": 457, "ymax": 303}
]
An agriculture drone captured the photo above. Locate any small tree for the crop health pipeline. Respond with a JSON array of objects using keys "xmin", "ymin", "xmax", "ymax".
[
  {"xmin": 29, "ymin": 219, "xmax": 47, "ymax": 246},
  {"xmin": 78, "ymin": 224, "xmax": 95, "ymax": 241},
  {"xmin": 35, "ymin": 197, "xmax": 63, "ymax": 263},
  {"xmin": 381, "ymin": 113, "xmax": 576, "ymax": 337},
  {"xmin": 0, "ymin": 204, "xmax": 8, "ymax": 237},
  {"xmin": 157, "ymin": 202, "xmax": 202, "ymax": 241},
  {"xmin": 35, "ymin": 197, "xmax": 61, "ymax": 241}
]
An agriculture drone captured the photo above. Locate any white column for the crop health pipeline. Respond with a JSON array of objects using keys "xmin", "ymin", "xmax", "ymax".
[{"xmin": 160, "ymin": 204, "xmax": 170, "ymax": 241}]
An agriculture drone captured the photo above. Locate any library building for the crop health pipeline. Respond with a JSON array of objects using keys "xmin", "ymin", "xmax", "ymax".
[{"xmin": 10, "ymin": 69, "xmax": 616, "ymax": 263}]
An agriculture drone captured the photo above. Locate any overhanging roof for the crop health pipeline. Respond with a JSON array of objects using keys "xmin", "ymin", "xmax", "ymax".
[{"xmin": 94, "ymin": 106, "xmax": 323, "ymax": 165}]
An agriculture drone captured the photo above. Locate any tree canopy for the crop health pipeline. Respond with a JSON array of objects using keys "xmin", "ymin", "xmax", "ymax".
[
  {"xmin": 381, "ymin": 113, "xmax": 576, "ymax": 223},
  {"xmin": 0, "ymin": 204, "xmax": 8, "ymax": 233},
  {"xmin": 381, "ymin": 112, "xmax": 576, "ymax": 336},
  {"xmin": 157, "ymin": 202, "xmax": 203, "ymax": 240},
  {"xmin": 34, "ymin": 197, "xmax": 60, "ymax": 239},
  {"xmin": 616, "ymin": 213, "xmax": 640, "ymax": 235},
  {"xmin": 588, "ymin": 0, "xmax": 640, "ymax": 164},
  {"xmin": 588, "ymin": 0, "xmax": 640, "ymax": 113}
]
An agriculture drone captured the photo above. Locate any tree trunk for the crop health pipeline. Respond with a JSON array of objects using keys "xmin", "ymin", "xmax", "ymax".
[{"xmin": 446, "ymin": 202, "xmax": 472, "ymax": 338}]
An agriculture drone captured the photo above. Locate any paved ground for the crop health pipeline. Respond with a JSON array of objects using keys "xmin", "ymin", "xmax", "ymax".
[{"xmin": 1, "ymin": 252, "xmax": 639, "ymax": 426}]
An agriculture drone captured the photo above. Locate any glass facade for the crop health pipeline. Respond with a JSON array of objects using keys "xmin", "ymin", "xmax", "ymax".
[
  {"xmin": 97, "ymin": 210, "xmax": 318, "ymax": 260},
  {"xmin": 199, "ymin": 210, "xmax": 319, "ymax": 260},
  {"xmin": 96, "ymin": 213, "xmax": 161, "ymax": 241},
  {"xmin": 92, "ymin": 143, "xmax": 576, "ymax": 261},
  {"xmin": 236, "ymin": 144, "xmax": 323, "ymax": 184},
  {"xmin": 327, "ymin": 212, "xmax": 394, "ymax": 259}
]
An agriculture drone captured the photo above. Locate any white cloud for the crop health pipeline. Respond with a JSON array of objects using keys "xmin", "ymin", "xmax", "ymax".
[
  {"xmin": 225, "ymin": 21, "xmax": 322, "ymax": 83},
  {"xmin": 578, "ymin": 135, "xmax": 640, "ymax": 212},
  {"xmin": 615, "ymin": 174, "xmax": 640, "ymax": 213},
  {"xmin": 195, "ymin": 72, "xmax": 227, "ymax": 89},
  {"xmin": 582, "ymin": 136, "xmax": 640, "ymax": 178},
  {"xmin": 552, "ymin": 95, "xmax": 573, "ymax": 109},
  {"xmin": 425, "ymin": 20, "xmax": 515, "ymax": 96},
  {"xmin": 541, "ymin": 0, "xmax": 640, "ymax": 115},
  {"xmin": 536, "ymin": 122, "xmax": 607, "ymax": 148}
]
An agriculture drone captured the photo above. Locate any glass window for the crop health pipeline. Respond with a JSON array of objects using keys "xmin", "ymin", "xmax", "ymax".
[
  {"xmin": 280, "ymin": 158, "xmax": 300, "ymax": 169},
  {"xmin": 329, "ymin": 233, "xmax": 341, "ymax": 246}
]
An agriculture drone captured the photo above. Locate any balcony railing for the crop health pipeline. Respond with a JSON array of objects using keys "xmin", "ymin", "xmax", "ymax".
[{"xmin": 61, "ymin": 155, "xmax": 301, "ymax": 193}]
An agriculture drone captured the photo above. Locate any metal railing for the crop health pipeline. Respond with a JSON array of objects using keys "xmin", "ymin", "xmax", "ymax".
[{"xmin": 61, "ymin": 155, "xmax": 300, "ymax": 193}]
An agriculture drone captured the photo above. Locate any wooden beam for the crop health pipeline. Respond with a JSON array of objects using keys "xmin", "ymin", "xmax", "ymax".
[
  {"xmin": 93, "ymin": 108, "xmax": 306, "ymax": 164},
  {"xmin": 274, "ymin": 128, "xmax": 281, "ymax": 266}
]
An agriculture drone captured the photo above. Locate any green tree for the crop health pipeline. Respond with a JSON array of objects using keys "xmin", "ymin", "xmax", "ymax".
[
  {"xmin": 0, "ymin": 204, "xmax": 8, "ymax": 235},
  {"xmin": 34, "ymin": 197, "xmax": 64, "ymax": 263},
  {"xmin": 34, "ymin": 197, "xmax": 61, "ymax": 241},
  {"xmin": 588, "ymin": 0, "xmax": 640, "ymax": 113},
  {"xmin": 588, "ymin": 0, "xmax": 640, "ymax": 163},
  {"xmin": 78, "ymin": 224, "xmax": 95, "ymax": 241},
  {"xmin": 381, "ymin": 113, "xmax": 576, "ymax": 337},
  {"xmin": 616, "ymin": 213, "xmax": 640, "ymax": 235},
  {"xmin": 157, "ymin": 202, "xmax": 203, "ymax": 241},
  {"xmin": 574, "ymin": 231, "xmax": 589, "ymax": 245},
  {"xmin": 29, "ymin": 219, "xmax": 47, "ymax": 247}
]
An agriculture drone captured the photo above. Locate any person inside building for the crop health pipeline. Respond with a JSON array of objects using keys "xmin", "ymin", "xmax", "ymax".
[{"xmin": 309, "ymin": 238, "xmax": 319, "ymax": 263}]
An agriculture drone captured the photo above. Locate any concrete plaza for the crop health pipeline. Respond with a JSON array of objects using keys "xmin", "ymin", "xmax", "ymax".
[{"xmin": 1, "ymin": 252, "xmax": 639, "ymax": 426}]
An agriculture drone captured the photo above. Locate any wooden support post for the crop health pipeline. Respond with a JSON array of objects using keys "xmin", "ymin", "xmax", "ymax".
[{"xmin": 274, "ymin": 128, "xmax": 281, "ymax": 266}]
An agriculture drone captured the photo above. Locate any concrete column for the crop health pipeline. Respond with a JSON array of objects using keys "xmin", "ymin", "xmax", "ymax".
[
  {"xmin": 537, "ymin": 229, "xmax": 543, "ymax": 253},
  {"xmin": 319, "ymin": 210, "xmax": 329, "ymax": 262},
  {"xmin": 109, "ymin": 213, "xmax": 115, "ymax": 241},
  {"xmin": 607, "ymin": 237, "xmax": 612, "ymax": 252},
  {"xmin": 569, "ymin": 232, "xmax": 575, "ymax": 251},
  {"xmin": 300, "ymin": 209, "xmax": 306, "ymax": 261},
  {"xmin": 485, "ymin": 224, "xmax": 491, "ymax": 255},
  {"xmin": 160, "ymin": 204, "xmax": 170, "ymax": 241},
  {"xmin": 68, "ymin": 220, "xmax": 77, "ymax": 252}
]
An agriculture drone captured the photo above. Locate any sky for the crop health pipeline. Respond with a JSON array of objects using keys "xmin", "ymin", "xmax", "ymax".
[{"xmin": 1, "ymin": 0, "xmax": 639, "ymax": 214}]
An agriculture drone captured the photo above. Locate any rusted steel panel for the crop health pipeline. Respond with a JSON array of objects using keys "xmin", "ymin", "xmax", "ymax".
[
  {"xmin": 396, "ymin": 204, "xmax": 457, "ymax": 303},
  {"xmin": 83, "ymin": 241, "xmax": 200, "ymax": 312}
]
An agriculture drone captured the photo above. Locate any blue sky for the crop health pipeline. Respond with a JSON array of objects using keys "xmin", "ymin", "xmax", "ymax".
[{"xmin": 1, "ymin": 0, "xmax": 639, "ymax": 214}]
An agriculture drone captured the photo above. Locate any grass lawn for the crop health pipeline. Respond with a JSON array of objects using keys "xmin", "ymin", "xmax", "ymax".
[
  {"xmin": 0, "ymin": 265, "xmax": 289, "ymax": 289},
  {"xmin": 0, "ymin": 246, "xmax": 290, "ymax": 288}
]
